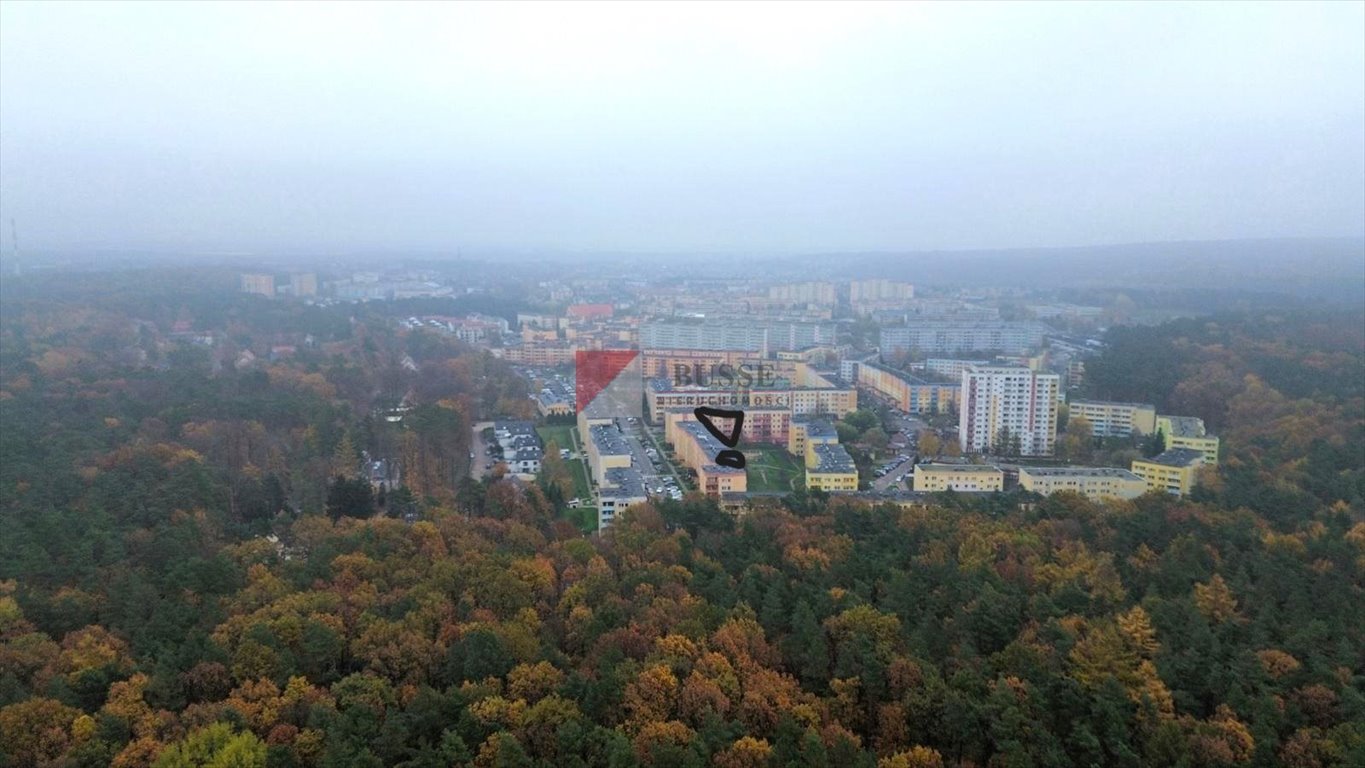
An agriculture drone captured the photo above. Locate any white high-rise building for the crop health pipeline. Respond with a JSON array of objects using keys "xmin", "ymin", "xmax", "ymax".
[{"xmin": 958, "ymin": 366, "xmax": 1060, "ymax": 456}]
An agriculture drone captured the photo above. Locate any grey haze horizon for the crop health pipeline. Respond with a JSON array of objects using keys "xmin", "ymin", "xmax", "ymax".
[{"xmin": 1, "ymin": 2, "xmax": 1362, "ymax": 255}]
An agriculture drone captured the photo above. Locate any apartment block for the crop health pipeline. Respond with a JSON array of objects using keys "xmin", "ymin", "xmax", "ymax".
[
  {"xmin": 566, "ymin": 303, "xmax": 614, "ymax": 321},
  {"xmin": 805, "ymin": 442, "xmax": 858, "ymax": 492},
  {"xmin": 646, "ymin": 375, "xmax": 855, "ymax": 424},
  {"xmin": 849, "ymin": 279, "xmax": 914, "ymax": 302},
  {"xmin": 1068, "ymin": 399, "xmax": 1157, "ymax": 437},
  {"xmin": 839, "ymin": 353, "xmax": 878, "ymax": 384},
  {"xmin": 769, "ymin": 281, "xmax": 837, "ymax": 305},
  {"xmin": 1018, "ymin": 466, "xmax": 1147, "ymax": 501},
  {"xmin": 958, "ymin": 366, "xmax": 1060, "ymax": 456},
  {"xmin": 497, "ymin": 342, "xmax": 577, "ymax": 367},
  {"xmin": 289, "ymin": 272, "xmax": 318, "ymax": 297},
  {"xmin": 788, "ymin": 416, "xmax": 839, "ymax": 457},
  {"xmin": 912, "ymin": 463, "xmax": 1004, "ymax": 492},
  {"xmin": 640, "ymin": 320, "xmax": 836, "ymax": 353},
  {"xmin": 1067, "ymin": 360, "xmax": 1086, "ymax": 389},
  {"xmin": 240, "ymin": 273, "xmax": 275, "ymax": 297},
  {"xmin": 697, "ymin": 464, "xmax": 748, "ymax": 497},
  {"xmin": 664, "ymin": 406, "xmax": 792, "ymax": 446},
  {"xmin": 880, "ymin": 322, "xmax": 1048, "ymax": 356},
  {"xmin": 521, "ymin": 327, "xmax": 559, "ymax": 343},
  {"xmin": 669, "ymin": 421, "xmax": 749, "ymax": 498},
  {"xmin": 517, "ymin": 312, "xmax": 559, "ymax": 330},
  {"xmin": 776, "ymin": 346, "xmax": 839, "ymax": 364},
  {"xmin": 1131, "ymin": 448, "xmax": 1206, "ymax": 496},
  {"xmin": 598, "ymin": 467, "xmax": 648, "ymax": 531},
  {"xmin": 1156, "ymin": 415, "xmax": 1220, "ymax": 465},
  {"xmin": 857, "ymin": 360, "xmax": 960, "ymax": 414},
  {"xmin": 641, "ymin": 349, "xmax": 773, "ymax": 380},
  {"xmin": 923, "ymin": 358, "xmax": 991, "ymax": 379},
  {"xmin": 585, "ymin": 424, "xmax": 632, "ymax": 486},
  {"xmin": 670, "ymin": 421, "xmax": 728, "ymax": 473}
]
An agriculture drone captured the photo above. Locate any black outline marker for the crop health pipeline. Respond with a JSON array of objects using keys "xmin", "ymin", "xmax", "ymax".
[{"xmin": 693, "ymin": 406, "xmax": 747, "ymax": 469}]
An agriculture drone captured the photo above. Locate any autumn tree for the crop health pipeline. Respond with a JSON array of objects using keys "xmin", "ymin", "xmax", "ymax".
[{"xmin": 916, "ymin": 430, "xmax": 941, "ymax": 458}]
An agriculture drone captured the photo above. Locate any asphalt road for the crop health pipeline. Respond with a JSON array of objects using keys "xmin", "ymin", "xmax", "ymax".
[
  {"xmin": 870, "ymin": 455, "xmax": 916, "ymax": 491},
  {"xmin": 619, "ymin": 418, "xmax": 684, "ymax": 497},
  {"xmin": 470, "ymin": 420, "xmax": 494, "ymax": 479},
  {"xmin": 868, "ymin": 411, "xmax": 926, "ymax": 491}
]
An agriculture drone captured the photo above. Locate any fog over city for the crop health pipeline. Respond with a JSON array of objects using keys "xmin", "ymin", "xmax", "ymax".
[
  {"xmin": 5, "ymin": 5, "xmax": 1365, "ymax": 766},
  {"xmin": 1, "ymin": 1, "xmax": 1363, "ymax": 256}
]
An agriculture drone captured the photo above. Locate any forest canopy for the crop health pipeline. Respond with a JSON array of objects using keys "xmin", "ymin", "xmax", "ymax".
[{"xmin": 1, "ymin": 276, "xmax": 1362, "ymax": 768}]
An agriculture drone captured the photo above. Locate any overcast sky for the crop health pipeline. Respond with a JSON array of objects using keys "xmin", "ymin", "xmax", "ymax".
[{"xmin": 1, "ymin": 1, "xmax": 1362, "ymax": 255}]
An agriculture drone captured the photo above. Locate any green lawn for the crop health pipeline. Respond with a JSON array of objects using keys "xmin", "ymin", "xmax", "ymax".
[
  {"xmin": 567, "ymin": 506, "xmax": 599, "ymax": 534},
  {"xmin": 741, "ymin": 444, "xmax": 803, "ymax": 493},
  {"xmin": 537, "ymin": 425, "xmax": 593, "ymax": 502}
]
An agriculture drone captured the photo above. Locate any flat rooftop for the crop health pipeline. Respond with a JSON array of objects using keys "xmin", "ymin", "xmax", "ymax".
[
  {"xmin": 1069, "ymin": 399, "xmax": 1155, "ymax": 410},
  {"xmin": 1141, "ymin": 448, "xmax": 1207, "ymax": 468},
  {"xmin": 793, "ymin": 417, "xmax": 838, "ymax": 439},
  {"xmin": 678, "ymin": 421, "xmax": 728, "ymax": 456},
  {"xmin": 810, "ymin": 443, "xmax": 855, "ymax": 473},
  {"xmin": 1021, "ymin": 466, "xmax": 1142, "ymax": 480},
  {"xmin": 885, "ymin": 321, "xmax": 1049, "ymax": 328},
  {"xmin": 664, "ymin": 405, "xmax": 790, "ymax": 416},
  {"xmin": 648, "ymin": 376, "xmax": 802, "ymax": 392},
  {"xmin": 863, "ymin": 360, "xmax": 933, "ymax": 385},
  {"xmin": 589, "ymin": 424, "xmax": 631, "ymax": 456},
  {"xmin": 963, "ymin": 365, "xmax": 1039, "ymax": 375},
  {"xmin": 1161, "ymin": 416, "xmax": 1208, "ymax": 437},
  {"xmin": 602, "ymin": 467, "xmax": 648, "ymax": 498},
  {"xmin": 917, "ymin": 463, "xmax": 1003, "ymax": 474}
]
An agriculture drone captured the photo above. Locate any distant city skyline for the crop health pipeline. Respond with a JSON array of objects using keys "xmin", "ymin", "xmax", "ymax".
[{"xmin": 1, "ymin": 1, "xmax": 1363, "ymax": 253}]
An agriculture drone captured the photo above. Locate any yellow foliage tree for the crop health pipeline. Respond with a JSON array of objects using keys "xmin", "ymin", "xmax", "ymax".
[
  {"xmin": 714, "ymin": 736, "xmax": 773, "ymax": 768},
  {"xmin": 878, "ymin": 745, "xmax": 946, "ymax": 768},
  {"xmin": 1193, "ymin": 574, "xmax": 1241, "ymax": 624},
  {"xmin": 1117, "ymin": 605, "xmax": 1159, "ymax": 657}
]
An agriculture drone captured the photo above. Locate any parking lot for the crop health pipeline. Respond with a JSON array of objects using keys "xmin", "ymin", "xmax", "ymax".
[
  {"xmin": 618, "ymin": 416, "xmax": 685, "ymax": 501},
  {"xmin": 869, "ymin": 411, "xmax": 925, "ymax": 491},
  {"xmin": 870, "ymin": 454, "xmax": 915, "ymax": 491}
]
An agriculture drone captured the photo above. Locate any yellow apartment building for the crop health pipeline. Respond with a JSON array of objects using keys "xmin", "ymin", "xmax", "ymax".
[
  {"xmin": 646, "ymin": 379, "xmax": 855, "ymax": 424},
  {"xmin": 856, "ymin": 361, "xmax": 960, "ymax": 414},
  {"xmin": 670, "ymin": 421, "xmax": 752, "ymax": 498},
  {"xmin": 805, "ymin": 442, "xmax": 858, "ymax": 491},
  {"xmin": 697, "ymin": 464, "xmax": 747, "ymax": 497},
  {"xmin": 1131, "ymin": 448, "xmax": 1206, "ymax": 496},
  {"xmin": 1067, "ymin": 399, "xmax": 1157, "ymax": 437},
  {"xmin": 499, "ymin": 343, "xmax": 577, "ymax": 367},
  {"xmin": 788, "ymin": 416, "xmax": 840, "ymax": 457},
  {"xmin": 664, "ymin": 406, "xmax": 792, "ymax": 446},
  {"xmin": 912, "ymin": 463, "xmax": 1004, "ymax": 492},
  {"xmin": 1018, "ymin": 466, "xmax": 1147, "ymax": 500},
  {"xmin": 1156, "ymin": 415, "xmax": 1220, "ymax": 465},
  {"xmin": 585, "ymin": 424, "xmax": 632, "ymax": 486}
]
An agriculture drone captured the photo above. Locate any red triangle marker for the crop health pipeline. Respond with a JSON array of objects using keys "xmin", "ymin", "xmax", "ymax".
[{"xmin": 575, "ymin": 350, "xmax": 640, "ymax": 413}]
